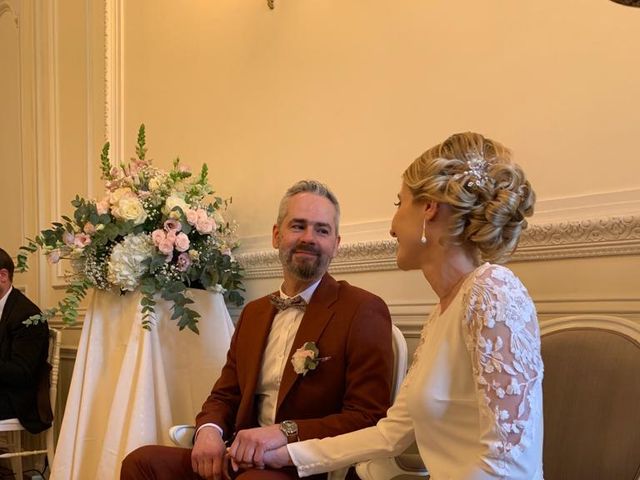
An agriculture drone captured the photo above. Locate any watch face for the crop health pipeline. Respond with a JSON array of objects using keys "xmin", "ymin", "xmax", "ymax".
[{"xmin": 281, "ymin": 420, "xmax": 298, "ymax": 435}]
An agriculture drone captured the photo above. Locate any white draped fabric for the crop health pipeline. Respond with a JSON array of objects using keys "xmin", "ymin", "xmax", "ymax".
[{"xmin": 51, "ymin": 288, "xmax": 234, "ymax": 480}]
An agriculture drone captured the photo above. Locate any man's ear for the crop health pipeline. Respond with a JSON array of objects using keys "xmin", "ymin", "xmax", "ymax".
[
  {"xmin": 331, "ymin": 235, "xmax": 341, "ymax": 258},
  {"xmin": 272, "ymin": 224, "xmax": 280, "ymax": 249}
]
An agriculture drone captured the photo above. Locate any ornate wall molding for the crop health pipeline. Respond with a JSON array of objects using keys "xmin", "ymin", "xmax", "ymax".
[
  {"xmin": 0, "ymin": 0, "xmax": 19, "ymax": 27},
  {"xmin": 104, "ymin": 0, "xmax": 124, "ymax": 154},
  {"xmin": 237, "ymin": 214, "xmax": 640, "ymax": 279}
]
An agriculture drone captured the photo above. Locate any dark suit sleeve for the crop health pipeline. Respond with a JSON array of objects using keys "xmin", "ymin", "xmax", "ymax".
[
  {"xmin": 194, "ymin": 308, "xmax": 246, "ymax": 439},
  {"xmin": 0, "ymin": 299, "xmax": 48, "ymax": 388},
  {"xmin": 296, "ymin": 295, "xmax": 393, "ymax": 440}
]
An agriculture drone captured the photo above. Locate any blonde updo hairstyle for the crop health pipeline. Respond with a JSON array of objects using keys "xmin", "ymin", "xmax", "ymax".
[{"xmin": 403, "ymin": 132, "xmax": 535, "ymax": 263}]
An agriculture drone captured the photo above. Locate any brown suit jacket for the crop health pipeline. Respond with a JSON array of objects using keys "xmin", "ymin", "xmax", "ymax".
[{"xmin": 195, "ymin": 273, "xmax": 393, "ymax": 442}]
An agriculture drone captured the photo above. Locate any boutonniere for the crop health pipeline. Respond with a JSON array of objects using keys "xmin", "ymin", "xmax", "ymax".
[{"xmin": 291, "ymin": 341, "xmax": 331, "ymax": 376}]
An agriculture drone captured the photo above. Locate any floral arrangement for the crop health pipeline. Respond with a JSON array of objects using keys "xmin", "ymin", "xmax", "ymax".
[
  {"xmin": 291, "ymin": 342, "xmax": 330, "ymax": 376},
  {"xmin": 17, "ymin": 125, "xmax": 244, "ymax": 333}
]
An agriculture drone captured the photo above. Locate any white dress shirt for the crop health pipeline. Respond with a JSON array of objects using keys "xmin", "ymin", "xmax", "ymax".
[
  {"xmin": 0, "ymin": 286, "xmax": 12, "ymax": 320},
  {"xmin": 254, "ymin": 279, "xmax": 321, "ymax": 427},
  {"xmin": 198, "ymin": 278, "xmax": 322, "ymax": 439}
]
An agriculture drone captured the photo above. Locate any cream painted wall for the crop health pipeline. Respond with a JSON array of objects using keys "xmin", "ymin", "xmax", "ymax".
[
  {"xmin": 122, "ymin": 0, "xmax": 640, "ymax": 240},
  {"xmin": 0, "ymin": 5, "xmax": 22, "ymax": 257},
  {"xmin": 1, "ymin": 1, "xmax": 639, "ymax": 459}
]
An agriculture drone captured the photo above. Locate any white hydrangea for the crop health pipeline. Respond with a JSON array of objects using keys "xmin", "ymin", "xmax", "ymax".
[{"xmin": 107, "ymin": 233, "xmax": 154, "ymax": 291}]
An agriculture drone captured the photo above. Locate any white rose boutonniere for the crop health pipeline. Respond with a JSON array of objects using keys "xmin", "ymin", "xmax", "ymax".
[{"xmin": 291, "ymin": 342, "xmax": 331, "ymax": 376}]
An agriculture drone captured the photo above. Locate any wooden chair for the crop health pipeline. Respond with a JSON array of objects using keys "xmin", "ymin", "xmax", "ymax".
[
  {"xmin": 354, "ymin": 325, "xmax": 428, "ymax": 480},
  {"xmin": 540, "ymin": 315, "xmax": 640, "ymax": 480},
  {"xmin": 0, "ymin": 328, "xmax": 61, "ymax": 478}
]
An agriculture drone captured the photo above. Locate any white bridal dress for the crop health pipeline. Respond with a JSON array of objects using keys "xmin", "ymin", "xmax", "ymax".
[{"xmin": 289, "ymin": 263, "xmax": 544, "ymax": 480}]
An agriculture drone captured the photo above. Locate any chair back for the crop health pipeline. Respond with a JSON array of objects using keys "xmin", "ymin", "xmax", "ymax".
[
  {"xmin": 390, "ymin": 324, "xmax": 408, "ymax": 400},
  {"xmin": 541, "ymin": 316, "xmax": 640, "ymax": 480},
  {"xmin": 46, "ymin": 328, "xmax": 62, "ymax": 464}
]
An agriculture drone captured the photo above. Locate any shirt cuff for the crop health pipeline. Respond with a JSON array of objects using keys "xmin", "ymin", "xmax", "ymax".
[{"xmin": 195, "ymin": 423, "xmax": 224, "ymax": 440}]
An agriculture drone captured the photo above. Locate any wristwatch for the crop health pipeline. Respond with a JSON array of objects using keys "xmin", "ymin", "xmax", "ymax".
[{"xmin": 279, "ymin": 420, "xmax": 299, "ymax": 443}]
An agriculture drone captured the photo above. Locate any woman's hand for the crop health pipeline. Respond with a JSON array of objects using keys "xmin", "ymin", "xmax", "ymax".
[{"xmin": 262, "ymin": 445, "xmax": 294, "ymax": 469}]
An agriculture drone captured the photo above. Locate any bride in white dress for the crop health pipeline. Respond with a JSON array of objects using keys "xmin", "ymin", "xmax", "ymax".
[{"xmin": 252, "ymin": 132, "xmax": 544, "ymax": 479}]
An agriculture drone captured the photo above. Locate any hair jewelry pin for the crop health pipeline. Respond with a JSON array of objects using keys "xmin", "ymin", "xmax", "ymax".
[{"xmin": 453, "ymin": 154, "xmax": 489, "ymax": 189}]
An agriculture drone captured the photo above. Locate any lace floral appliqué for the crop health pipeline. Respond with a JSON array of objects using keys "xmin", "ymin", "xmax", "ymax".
[{"xmin": 463, "ymin": 265, "xmax": 543, "ymax": 473}]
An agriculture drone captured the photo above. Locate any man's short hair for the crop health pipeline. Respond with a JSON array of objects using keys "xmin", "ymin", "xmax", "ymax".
[
  {"xmin": 0, "ymin": 248, "xmax": 15, "ymax": 282},
  {"xmin": 276, "ymin": 180, "xmax": 341, "ymax": 234}
]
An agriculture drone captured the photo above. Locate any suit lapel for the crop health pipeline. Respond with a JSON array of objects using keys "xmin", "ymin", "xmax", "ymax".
[
  {"xmin": 276, "ymin": 274, "xmax": 339, "ymax": 411},
  {"xmin": 240, "ymin": 298, "xmax": 278, "ymax": 401}
]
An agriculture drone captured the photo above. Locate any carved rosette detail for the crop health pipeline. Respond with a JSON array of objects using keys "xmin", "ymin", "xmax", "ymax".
[
  {"xmin": 0, "ymin": 1, "xmax": 19, "ymax": 27},
  {"xmin": 236, "ymin": 215, "xmax": 640, "ymax": 279}
]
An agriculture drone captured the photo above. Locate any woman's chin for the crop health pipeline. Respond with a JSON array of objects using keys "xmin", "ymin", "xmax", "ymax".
[{"xmin": 395, "ymin": 254, "xmax": 416, "ymax": 271}]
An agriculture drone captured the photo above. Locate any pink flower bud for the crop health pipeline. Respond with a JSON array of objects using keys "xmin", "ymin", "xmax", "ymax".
[
  {"xmin": 83, "ymin": 223, "xmax": 96, "ymax": 235},
  {"xmin": 164, "ymin": 218, "xmax": 182, "ymax": 232},
  {"xmin": 48, "ymin": 250, "xmax": 61, "ymax": 264},
  {"xmin": 174, "ymin": 232, "xmax": 190, "ymax": 252},
  {"xmin": 176, "ymin": 252, "xmax": 192, "ymax": 271}
]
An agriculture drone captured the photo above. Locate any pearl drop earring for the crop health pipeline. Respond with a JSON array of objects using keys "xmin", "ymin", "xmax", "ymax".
[{"xmin": 420, "ymin": 218, "xmax": 427, "ymax": 244}]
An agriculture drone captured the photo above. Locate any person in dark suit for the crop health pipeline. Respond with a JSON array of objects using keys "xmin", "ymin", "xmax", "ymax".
[
  {"xmin": 121, "ymin": 180, "xmax": 394, "ymax": 480},
  {"xmin": 0, "ymin": 247, "xmax": 52, "ymax": 434}
]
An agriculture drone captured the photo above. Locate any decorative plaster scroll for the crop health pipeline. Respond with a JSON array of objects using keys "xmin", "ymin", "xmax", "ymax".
[
  {"xmin": 237, "ymin": 214, "xmax": 640, "ymax": 278},
  {"xmin": 0, "ymin": 1, "xmax": 19, "ymax": 27}
]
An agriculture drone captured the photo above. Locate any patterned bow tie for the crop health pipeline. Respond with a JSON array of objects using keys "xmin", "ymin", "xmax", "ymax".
[{"xmin": 269, "ymin": 294, "xmax": 307, "ymax": 311}]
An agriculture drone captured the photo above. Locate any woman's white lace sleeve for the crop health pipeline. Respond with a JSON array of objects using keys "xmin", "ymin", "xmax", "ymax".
[{"xmin": 463, "ymin": 265, "xmax": 543, "ymax": 474}]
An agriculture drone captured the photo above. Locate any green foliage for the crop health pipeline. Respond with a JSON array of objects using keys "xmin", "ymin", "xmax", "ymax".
[
  {"xmin": 100, "ymin": 142, "xmax": 112, "ymax": 180},
  {"xmin": 136, "ymin": 124, "xmax": 147, "ymax": 160},
  {"xmin": 24, "ymin": 277, "xmax": 92, "ymax": 326}
]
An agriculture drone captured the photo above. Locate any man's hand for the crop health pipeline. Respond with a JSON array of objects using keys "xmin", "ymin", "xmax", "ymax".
[
  {"xmin": 191, "ymin": 427, "xmax": 226, "ymax": 480},
  {"xmin": 227, "ymin": 424, "xmax": 287, "ymax": 470},
  {"xmin": 263, "ymin": 445, "xmax": 294, "ymax": 469}
]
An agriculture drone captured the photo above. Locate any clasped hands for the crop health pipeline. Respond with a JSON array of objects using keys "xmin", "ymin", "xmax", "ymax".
[{"xmin": 191, "ymin": 424, "xmax": 293, "ymax": 480}]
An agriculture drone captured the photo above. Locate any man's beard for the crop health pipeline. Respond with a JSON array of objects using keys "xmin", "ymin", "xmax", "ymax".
[{"xmin": 280, "ymin": 243, "xmax": 330, "ymax": 280}]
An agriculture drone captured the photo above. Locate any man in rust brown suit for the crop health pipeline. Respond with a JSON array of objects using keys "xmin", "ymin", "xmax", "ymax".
[{"xmin": 121, "ymin": 180, "xmax": 393, "ymax": 480}]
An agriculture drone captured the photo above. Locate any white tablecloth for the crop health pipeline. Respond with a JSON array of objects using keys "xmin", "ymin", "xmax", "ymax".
[{"xmin": 51, "ymin": 288, "xmax": 234, "ymax": 480}]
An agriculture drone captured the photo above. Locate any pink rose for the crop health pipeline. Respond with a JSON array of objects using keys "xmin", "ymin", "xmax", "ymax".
[
  {"xmin": 166, "ymin": 230, "xmax": 177, "ymax": 243},
  {"xmin": 83, "ymin": 222, "xmax": 96, "ymax": 235},
  {"xmin": 186, "ymin": 209, "xmax": 198, "ymax": 226},
  {"xmin": 195, "ymin": 218, "xmax": 214, "ymax": 234},
  {"xmin": 196, "ymin": 208, "xmax": 208, "ymax": 221},
  {"xmin": 151, "ymin": 229, "xmax": 166, "ymax": 246},
  {"xmin": 96, "ymin": 198, "xmax": 110, "ymax": 215},
  {"xmin": 164, "ymin": 218, "xmax": 182, "ymax": 232},
  {"xmin": 158, "ymin": 238, "xmax": 174, "ymax": 256},
  {"xmin": 174, "ymin": 232, "xmax": 190, "ymax": 252},
  {"xmin": 74, "ymin": 233, "xmax": 91, "ymax": 248},
  {"xmin": 176, "ymin": 252, "xmax": 192, "ymax": 272}
]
